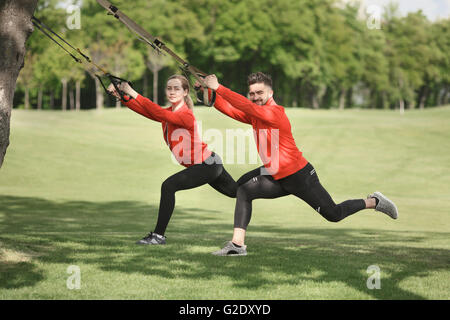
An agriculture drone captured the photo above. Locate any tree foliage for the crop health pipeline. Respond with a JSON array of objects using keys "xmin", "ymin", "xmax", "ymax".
[{"xmin": 18, "ymin": 0, "xmax": 450, "ymax": 110}]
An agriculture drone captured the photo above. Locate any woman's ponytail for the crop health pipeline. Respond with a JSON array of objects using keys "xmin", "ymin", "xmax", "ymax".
[{"xmin": 185, "ymin": 94, "xmax": 194, "ymax": 110}]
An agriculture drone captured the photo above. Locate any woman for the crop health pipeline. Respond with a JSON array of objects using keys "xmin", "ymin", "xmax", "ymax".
[
  {"xmin": 107, "ymin": 75, "xmax": 237, "ymax": 245},
  {"xmin": 202, "ymin": 72, "xmax": 398, "ymax": 256}
]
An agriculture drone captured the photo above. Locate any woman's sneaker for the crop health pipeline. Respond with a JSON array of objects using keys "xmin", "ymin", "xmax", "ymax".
[
  {"xmin": 212, "ymin": 241, "xmax": 247, "ymax": 256},
  {"xmin": 368, "ymin": 192, "xmax": 398, "ymax": 219},
  {"xmin": 136, "ymin": 232, "xmax": 166, "ymax": 245}
]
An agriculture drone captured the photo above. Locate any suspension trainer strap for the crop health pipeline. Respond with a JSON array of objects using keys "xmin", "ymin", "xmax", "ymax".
[
  {"xmin": 32, "ymin": 16, "xmax": 92, "ymax": 63},
  {"xmin": 32, "ymin": 17, "xmax": 81, "ymax": 64},
  {"xmin": 96, "ymin": 0, "xmax": 216, "ymax": 107},
  {"xmin": 32, "ymin": 16, "xmax": 132, "ymax": 102},
  {"xmin": 109, "ymin": 75, "xmax": 133, "ymax": 102}
]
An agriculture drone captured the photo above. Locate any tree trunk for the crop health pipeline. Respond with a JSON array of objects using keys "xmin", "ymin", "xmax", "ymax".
[
  {"xmin": 0, "ymin": 0, "xmax": 38, "ymax": 167},
  {"xmin": 24, "ymin": 86, "xmax": 30, "ymax": 109},
  {"xmin": 295, "ymin": 79, "xmax": 303, "ymax": 108},
  {"xmin": 419, "ymin": 87, "xmax": 428, "ymax": 110},
  {"xmin": 442, "ymin": 86, "xmax": 449, "ymax": 105},
  {"xmin": 347, "ymin": 87, "xmax": 354, "ymax": 108},
  {"xmin": 69, "ymin": 85, "xmax": 75, "ymax": 110},
  {"xmin": 143, "ymin": 70, "xmax": 148, "ymax": 98},
  {"xmin": 61, "ymin": 78, "xmax": 68, "ymax": 111},
  {"xmin": 311, "ymin": 85, "xmax": 326, "ymax": 109},
  {"xmin": 75, "ymin": 80, "xmax": 81, "ymax": 111},
  {"xmin": 50, "ymin": 90, "xmax": 55, "ymax": 109},
  {"xmin": 153, "ymin": 67, "xmax": 159, "ymax": 105},
  {"xmin": 37, "ymin": 85, "xmax": 43, "ymax": 110},
  {"xmin": 312, "ymin": 93, "xmax": 319, "ymax": 109},
  {"xmin": 382, "ymin": 91, "xmax": 389, "ymax": 109},
  {"xmin": 146, "ymin": 49, "xmax": 169, "ymax": 104},
  {"xmin": 399, "ymin": 99, "xmax": 405, "ymax": 115},
  {"xmin": 93, "ymin": 76, "xmax": 104, "ymax": 109},
  {"xmin": 338, "ymin": 88, "xmax": 347, "ymax": 110}
]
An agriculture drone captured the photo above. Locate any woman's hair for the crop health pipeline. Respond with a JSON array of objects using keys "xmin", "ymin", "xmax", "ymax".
[{"xmin": 167, "ymin": 74, "xmax": 194, "ymax": 110}]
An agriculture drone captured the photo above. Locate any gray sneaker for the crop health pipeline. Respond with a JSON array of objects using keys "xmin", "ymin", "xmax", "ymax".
[
  {"xmin": 136, "ymin": 232, "xmax": 166, "ymax": 245},
  {"xmin": 368, "ymin": 192, "xmax": 398, "ymax": 219},
  {"xmin": 212, "ymin": 241, "xmax": 247, "ymax": 256}
]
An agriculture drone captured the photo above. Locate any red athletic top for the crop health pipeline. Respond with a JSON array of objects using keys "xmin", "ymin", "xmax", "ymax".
[
  {"xmin": 123, "ymin": 95, "xmax": 212, "ymax": 167},
  {"xmin": 214, "ymin": 85, "xmax": 308, "ymax": 180}
]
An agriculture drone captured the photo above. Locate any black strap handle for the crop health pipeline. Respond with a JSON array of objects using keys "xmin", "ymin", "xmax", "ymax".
[
  {"xmin": 194, "ymin": 86, "xmax": 216, "ymax": 107},
  {"xmin": 193, "ymin": 76, "xmax": 216, "ymax": 107},
  {"xmin": 181, "ymin": 67, "xmax": 216, "ymax": 107},
  {"xmin": 96, "ymin": 74, "xmax": 133, "ymax": 102}
]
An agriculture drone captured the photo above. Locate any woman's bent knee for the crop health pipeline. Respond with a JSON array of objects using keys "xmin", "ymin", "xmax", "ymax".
[{"xmin": 161, "ymin": 179, "xmax": 176, "ymax": 194}]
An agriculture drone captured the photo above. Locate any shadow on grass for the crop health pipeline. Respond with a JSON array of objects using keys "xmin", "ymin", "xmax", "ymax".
[{"xmin": 0, "ymin": 195, "xmax": 448, "ymax": 299}]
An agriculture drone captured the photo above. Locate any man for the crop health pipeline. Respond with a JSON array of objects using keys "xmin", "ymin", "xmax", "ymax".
[{"xmin": 203, "ymin": 72, "xmax": 398, "ymax": 256}]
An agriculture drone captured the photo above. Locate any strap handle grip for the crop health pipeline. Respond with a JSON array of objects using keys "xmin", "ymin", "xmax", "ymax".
[{"xmin": 96, "ymin": 74, "xmax": 133, "ymax": 102}]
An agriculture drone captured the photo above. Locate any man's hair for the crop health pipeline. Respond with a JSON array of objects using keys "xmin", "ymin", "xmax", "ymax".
[{"xmin": 247, "ymin": 72, "xmax": 272, "ymax": 88}]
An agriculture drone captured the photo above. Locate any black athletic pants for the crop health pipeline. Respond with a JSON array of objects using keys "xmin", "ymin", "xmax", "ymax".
[
  {"xmin": 154, "ymin": 153, "xmax": 237, "ymax": 235},
  {"xmin": 234, "ymin": 162, "xmax": 366, "ymax": 229}
]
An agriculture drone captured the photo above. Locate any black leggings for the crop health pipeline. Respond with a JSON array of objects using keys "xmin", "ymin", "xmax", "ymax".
[
  {"xmin": 234, "ymin": 163, "xmax": 366, "ymax": 229},
  {"xmin": 154, "ymin": 153, "xmax": 237, "ymax": 235}
]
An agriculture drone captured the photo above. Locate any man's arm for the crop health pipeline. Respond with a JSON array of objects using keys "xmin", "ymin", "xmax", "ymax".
[
  {"xmin": 216, "ymin": 85, "xmax": 279, "ymax": 125},
  {"xmin": 213, "ymin": 91, "xmax": 252, "ymax": 124}
]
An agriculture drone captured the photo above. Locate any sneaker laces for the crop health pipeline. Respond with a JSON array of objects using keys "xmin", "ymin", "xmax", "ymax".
[
  {"xmin": 215, "ymin": 241, "xmax": 231, "ymax": 252},
  {"xmin": 142, "ymin": 232, "xmax": 154, "ymax": 240},
  {"xmin": 223, "ymin": 241, "xmax": 234, "ymax": 248},
  {"xmin": 154, "ymin": 233, "xmax": 166, "ymax": 240}
]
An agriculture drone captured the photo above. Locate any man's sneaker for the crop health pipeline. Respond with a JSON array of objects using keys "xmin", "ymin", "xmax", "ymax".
[
  {"xmin": 212, "ymin": 241, "xmax": 247, "ymax": 256},
  {"xmin": 368, "ymin": 192, "xmax": 398, "ymax": 219},
  {"xmin": 136, "ymin": 232, "xmax": 166, "ymax": 245}
]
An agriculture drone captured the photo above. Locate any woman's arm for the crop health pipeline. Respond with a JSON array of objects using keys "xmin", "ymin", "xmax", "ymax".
[
  {"xmin": 135, "ymin": 95, "xmax": 194, "ymax": 129},
  {"xmin": 107, "ymin": 83, "xmax": 158, "ymax": 121},
  {"xmin": 110, "ymin": 83, "xmax": 193, "ymax": 128},
  {"xmin": 121, "ymin": 95, "xmax": 159, "ymax": 121}
]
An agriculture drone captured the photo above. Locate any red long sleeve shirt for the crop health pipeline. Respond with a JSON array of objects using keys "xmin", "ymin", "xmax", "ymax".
[
  {"xmin": 215, "ymin": 85, "xmax": 308, "ymax": 180},
  {"xmin": 123, "ymin": 95, "xmax": 212, "ymax": 167}
]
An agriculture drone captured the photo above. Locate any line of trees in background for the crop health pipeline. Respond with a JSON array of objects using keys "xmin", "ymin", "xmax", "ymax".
[{"xmin": 14, "ymin": 0, "xmax": 450, "ymax": 111}]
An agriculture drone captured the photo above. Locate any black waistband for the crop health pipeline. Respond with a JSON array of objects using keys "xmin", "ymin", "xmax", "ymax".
[{"xmin": 203, "ymin": 152, "xmax": 223, "ymax": 165}]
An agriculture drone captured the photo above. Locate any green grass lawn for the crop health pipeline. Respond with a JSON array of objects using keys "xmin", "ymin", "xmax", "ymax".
[{"xmin": 0, "ymin": 106, "xmax": 449, "ymax": 299}]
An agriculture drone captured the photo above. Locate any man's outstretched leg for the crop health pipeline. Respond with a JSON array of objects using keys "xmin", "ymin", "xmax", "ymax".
[{"xmin": 280, "ymin": 163, "xmax": 398, "ymax": 222}]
